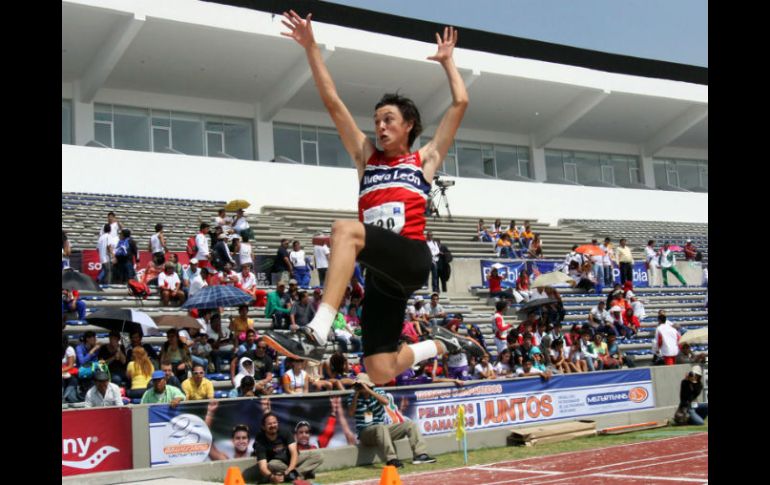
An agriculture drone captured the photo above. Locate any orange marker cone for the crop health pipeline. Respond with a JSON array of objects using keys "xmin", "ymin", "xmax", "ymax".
[
  {"xmin": 379, "ymin": 464, "xmax": 402, "ymax": 485},
  {"xmin": 224, "ymin": 466, "xmax": 245, "ymax": 485}
]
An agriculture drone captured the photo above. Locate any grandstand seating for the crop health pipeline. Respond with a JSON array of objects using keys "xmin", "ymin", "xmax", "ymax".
[{"xmin": 62, "ymin": 193, "xmax": 708, "ymax": 406}]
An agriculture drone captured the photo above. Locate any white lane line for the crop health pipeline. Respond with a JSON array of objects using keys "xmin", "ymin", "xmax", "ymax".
[
  {"xmin": 594, "ymin": 473, "xmax": 707, "ymax": 483},
  {"xmin": 468, "ymin": 465, "xmax": 563, "ymax": 475}
]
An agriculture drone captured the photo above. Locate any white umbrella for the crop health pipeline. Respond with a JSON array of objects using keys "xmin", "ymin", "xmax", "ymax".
[
  {"xmin": 531, "ymin": 271, "xmax": 574, "ymax": 288},
  {"xmin": 680, "ymin": 327, "xmax": 708, "ymax": 345}
]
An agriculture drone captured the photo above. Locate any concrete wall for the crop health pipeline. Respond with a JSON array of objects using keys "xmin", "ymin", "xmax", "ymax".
[
  {"xmin": 63, "ymin": 365, "xmax": 699, "ymax": 484},
  {"xmin": 62, "ymin": 145, "xmax": 707, "ymax": 226}
]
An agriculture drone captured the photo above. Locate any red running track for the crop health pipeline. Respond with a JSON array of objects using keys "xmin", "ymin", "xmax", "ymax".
[{"xmin": 340, "ymin": 432, "xmax": 708, "ymax": 485}]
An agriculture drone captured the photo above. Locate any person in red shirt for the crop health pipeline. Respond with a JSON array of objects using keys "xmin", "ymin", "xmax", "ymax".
[
  {"xmin": 683, "ymin": 240, "xmax": 697, "ymax": 261},
  {"xmin": 487, "ymin": 267, "xmax": 514, "ymax": 300},
  {"xmin": 493, "ymin": 301, "xmax": 512, "ymax": 354}
]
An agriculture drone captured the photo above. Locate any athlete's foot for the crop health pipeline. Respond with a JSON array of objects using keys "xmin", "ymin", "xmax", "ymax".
[
  {"xmin": 433, "ymin": 326, "xmax": 486, "ymax": 358},
  {"xmin": 263, "ymin": 329, "xmax": 326, "ymax": 364}
]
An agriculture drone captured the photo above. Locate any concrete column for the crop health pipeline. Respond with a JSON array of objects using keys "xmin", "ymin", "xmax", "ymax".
[
  {"xmin": 641, "ymin": 154, "xmax": 656, "ymax": 188},
  {"xmin": 531, "ymin": 142, "xmax": 547, "ymax": 182},
  {"xmin": 254, "ymin": 104, "xmax": 274, "ymax": 162},
  {"xmin": 72, "ymin": 82, "xmax": 95, "ymax": 146}
]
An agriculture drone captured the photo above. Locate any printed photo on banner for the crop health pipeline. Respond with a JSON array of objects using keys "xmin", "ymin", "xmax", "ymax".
[{"xmin": 479, "ymin": 260, "xmax": 650, "ymax": 289}]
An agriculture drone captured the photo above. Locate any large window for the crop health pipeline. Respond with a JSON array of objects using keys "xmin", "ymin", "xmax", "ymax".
[
  {"xmin": 62, "ymin": 99, "xmax": 73, "ymax": 145},
  {"xmin": 93, "ymin": 104, "xmax": 253, "ymax": 159},
  {"xmin": 653, "ymin": 158, "xmax": 708, "ymax": 191},
  {"xmin": 442, "ymin": 140, "xmax": 530, "ymax": 180},
  {"xmin": 273, "ymin": 122, "xmax": 358, "ymax": 168},
  {"xmin": 546, "ymin": 149, "xmax": 640, "ymax": 186}
]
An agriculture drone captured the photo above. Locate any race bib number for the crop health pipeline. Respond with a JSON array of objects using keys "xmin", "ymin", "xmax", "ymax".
[
  {"xmin": 363, "ymin": 202, "xmax": 405, "ymax": 234},
  {"xmin": 364, "ymin": 412, "xmax": 373, "ymax": 424}
]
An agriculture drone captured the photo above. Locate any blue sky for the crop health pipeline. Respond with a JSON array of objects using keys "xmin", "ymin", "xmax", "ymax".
[{"xmin": 321, "ymin": 0, "xmax": 707, "ymax": 67}]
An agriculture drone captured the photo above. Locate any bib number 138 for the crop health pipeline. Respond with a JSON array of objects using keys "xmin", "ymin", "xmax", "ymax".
[{"xmin": 363, "ymin": 202, "xmax": 405, "ymax": 234}]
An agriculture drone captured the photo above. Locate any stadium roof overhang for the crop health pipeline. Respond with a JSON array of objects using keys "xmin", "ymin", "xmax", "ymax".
[{"xmin": 62, "ymin": 0, "xmax": 707, "ymax": 155}]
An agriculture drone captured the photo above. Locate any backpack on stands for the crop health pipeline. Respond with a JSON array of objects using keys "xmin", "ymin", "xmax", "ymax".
[
  {"xmin": 186, "ymin": 236, "xmax": 198, "ymax": 259},
  {"xmin": 128, "ymin": 279, "xmax": 150, "ymax": 300}
]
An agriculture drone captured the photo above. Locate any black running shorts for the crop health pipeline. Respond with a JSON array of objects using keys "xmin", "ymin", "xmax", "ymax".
[{"xmin": 357, "ymin": 224, "xmax": 432, "ymax": 357}]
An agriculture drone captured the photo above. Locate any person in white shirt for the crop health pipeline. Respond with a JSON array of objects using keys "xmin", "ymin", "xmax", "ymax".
[
  {"xmin": 158, "ymin": 262, "xmax": 185, "ymax": 306},
  {"xmin": 313, "ymin": 241, "xmax": 331, "ymax": 286},
  {"xmin": 99, "ymin": 211, "xmax": 123, "ymax": 238},
  {"xmin": 219, "ymin": 262, "xmax": 239, "ymax": 287},
  {"xmin": 232, "ymin": 208, "xmax": 250, "ymax": 236},
  {"xmin": 590, "ymin": 240, "xmax": 605, "ymax": 291},
  {"xmin": 84, "ymin": 371, "xmax": 124, "ymax": 407},
  {"xmin": 237, "ymin": 233, "xmax": 254, "ymax": 269},
  {"xmin": 215, "ymin": 209, "xmax": 234, "ymax": 234},
  {"xmin": 651, "ymin": 313, "xmax": 680, "ymax": 365},
  {"xmin": 528, "ymin": 286, "xmax": 548, "ymax": 301},
  {"xmin": 645, "ymin": 239, "xmax": 660, "ymax": 286},
  {"xmin": 237, "ymin": 263, "xmax": 257, "ymax": 297},
  {"xmin": 426, "ymin": 231, "xmax": 441, "ymax": 293},
  {"xmin": 660, "ymin": 243, "xmax": 687, "ymax": 287},
  {"xmin": 601, "ymin": 238, "xmax": 616, "ymax": 287},
  {"xmin": 97, "ymin": 223, "xmax": 117, "ymax": 284},
  {"xmin": 473, "ymin": 353, "xmax": 497, "ymax": 380},
  {"xmin": 587, "ymin": 301, "xmax": 612, "ymax": 333},
  {"xmin": 289, "ymin": 241, "xmax": 311, "ymax": 288},
  {"xmin": 629, "ymin": 294, "xmax": 647, "ymax": 320},
  {"xmin": 195, "ymin": 223, "xmax": 212, "ymax": 268},
  {"xmin": 425, "ymin": 293, "xmax": 446, "ymax": 329},
  {"xmin": 189, "ymin": 266, "xmax": 210, "ymax": 298},
  {"xmin": 182, "ymin": 259, "xmax": 201, "ymax": 295},
  {"xmin": 149, "ymin": 223, "xmax": 167, "ymax": 264}
]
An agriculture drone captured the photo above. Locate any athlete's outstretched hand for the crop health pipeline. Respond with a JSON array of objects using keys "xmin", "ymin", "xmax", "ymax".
[
  {"xmin": 427, "ymin": 26, "xmax": 458, "ymax": 64},
  {"xmin": 281, "ymin": 9, "xmax": 315, "ymax": 49}
]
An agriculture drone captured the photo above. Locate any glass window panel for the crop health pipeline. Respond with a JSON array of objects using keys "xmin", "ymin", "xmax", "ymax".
[
  {"xmin": 301, "ymin": 126, "xmax": 317, "ymax": 142},
  {"xmin": 152, "ymin": 110, "xmax": 170, "ymax": 127},
  {"xmin": 677, "ymin": 161, "xmax": 700, "ymax": 189},
  {"xmin": 302, "ymin": 140, "xmax": 318, "ymax": 165},
  {"xmin": 62, "ymin": 100, "xmax": 72, "ymax": 145},
  {"xmin": 518, "ymin": 146, "xmax": 531, "ymax": 178},
  {"xmin": 206, "ymin": 132, "xmax": 224, "ymax": 156},
  {"xmin": 318, "ymin": 129, "xmax": 352, "ymax": 168},
  {"xmin": 205, "ymin": 119, "xmax": 224, "ymax": 132},
  {"xmin": 153, "ymin": 127, "xmax": 170, "ymax": 151},
  {"xmin": 564, "ymin": 163, "xmax": 578, "ymax": 183},
  {"xmin": 94, "ymin": 122, "xmax": 112, "ymax": 147},
  {"xmin": 573, "ymin": 151, "xmax": 600, "ymax": 184},
  {"xmin": 223, "ymin": 121, "xmax": 253, "ymax": 160},
  {"xmin": 113, "ymin": 106, "xmax": 150, "ymax": 152},
  {"xmin": 494, "ymin": 145, "xmax": 519, "ymax": 180},
  {"xmin": 601, "ymin": 165, "xmax": 615, "ymax": 184},
  {"xmin": 457, "ymin": 142, "xmax": 486, "ymax": 178},
  {"xmin": 94, "ymin": 104, "xmax": 112, "ymax": 122},
  {"xmin": 653, "ymin": 160, "xmax": 668, "ymax": 188},
  {"xmin": 273, "ymin": 123, "xmax": 301, "ymax": 163},
  {"xmin": 171, "ymin": 117, "xmax": 204, "ymax": 156},
  {"xmin": 545, "ymin": 150, "xmax": 564, "ymax": 181}
]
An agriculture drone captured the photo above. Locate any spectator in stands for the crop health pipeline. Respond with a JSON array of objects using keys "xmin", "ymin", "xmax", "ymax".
[
  {"xmin": 62, "ymin": 336, "xmax": 79, "ymax": 403},
  {"xmin": 333, "ymin": 310, "xmax": 362, "ymax": 352},
  {"xmin": 616, "ymin": 238, "xmax": 634, "ymax": 285},
  {"xmin": 97, "ymin": 331, "xmax": 127, "ymax": 386},
  {"xmin": 182, "ymin": 363, "xmax": 214, "ymax": 401},
  {"xmin": 271, "ymin": 239, "xmax": 293, "ymax": 286},
  {"xmin": 127, "ymin": 330, "xmax": 159, "ymax": 366},
  {"xmin": 677, "ymin": 343, "xmax": 707, "ymax": 365},
  {"xmin": 493, "ymin": 301, "xmax": 512, "ymax": 354},
  {"xmin": 425, "ymin": 293, "xmax": 447, "ymax": 329},
  {"xmin": 549, "ymin": 338, "xmax": 575, "ymax": 374},
  {"xmin": 521, "ymin": 223, "xmax": 534, "ymax": 251},
  {"xmin": 348, "ymin": 373, "xmax": 436, "ymax": 468},
  {"xmin": 215, "ymin": 209, "xmax": 234, "ymax": 234},
  {"xmin": 99, "ymin": 211, "xmax": 123, "ymax": 238},
  {"xmin": 645, "ymin": 240, "xmax": 660, "ymax": 286},
  {"xmin": 606, "ymin": 333, "xmax": 634, "ymax": 368},
  {"xmin": 660, "ymin": 243, "xmax": 688, "ymax": 286},
  {"xmin": 207, "ymin": 313, "xmax": 234, "ymax": 373},
  {"xmin": 233, "ymin": 208, "xmax": 251, "ymax": 238},
  {"xmin": 561, "ymin": 245, "xmax": 584, "ymax": 273},
  {"xmin": 574, "ymin": 261, "xmax": 596, "ymax": 293},
  {"xmin": 76, "ymin": 330, "xmax": 101, "ymax": 368},
  {"xmin": 487, "ymin": 267, "xmax": 513, "ymax": 301},
  {"xmin": 473, "ymin": 353, "xmax": 497, "ymax": 379},
  {"xmin": 493, "ymin": 349, "xmax": 513, "ymax": 377},
  {"xmin": 212, "ymin": 234, "xmax": 236, "ymax": 272},
  {"xmin": 84, "ymin": 371, "xmax": 124, "ymax": 407},
  {"xmin": 504, "ymin": 221, "xmax": 521, "ymax": 256},
  {"xmin": 684, "ymin": 240, "xmax": 697, "ymax": 261},
  {"xmin": 169, "ymin": 253, "xmax": 184, "ymax": 281},
  {"xmin": 601, "ymin": 237, "xmax": 616, "ymax": 287},
  {"xmin": 237, "ymin": 233, "xmax": 254, "ymax": 271},
  {"xmin": 344, "ymin": 304, "xmax": 361, "ymax": 331},
  {"xmin": 496, "ymin": 232, "xmax": 515, "ymax": 258},
  {"xmin": 254, "ymin": 412, "xmax": 322, "ymax": 483},
  {"xmin": 476, "ymin": 218, "xmax": 492, "ymax": 242},
  {"xmin": 229, "ymin": 375, "xmax": 257, "ymax": 399},
  {"xmin": 141, "ymin": 370, "xmax": 186, "ymax": 407},
  {"xmin": 266, "ymin": 281, "xmax": 292, "ymax": 330},
  {"xmin": 516, "ymin": 269, "xmax": 531, "ymax": 302},
  {"xmin": 580, "ymin": 330, "xmax": 602, "ymax": 371},
  {"xmin": 112, "ymin": 229, "xmax": 136, "ymax": 283},
  {"xmin": 62, "ymin": 289, "xmax": 87, "ymax": 321},
  {"xmin": 588, "ymin": 239, "xmax": 604, "ymax": 295},
  {"xmin": 623, "ymin": 306, "xmax": 641, "ymax": 334},
  {"xmin": 678, "ymin": 366, "xmax": 708, "ymax": 425},
  {"xmin": 191, "ymin": 331, "xmax": 213, "ymax": 372},
  {"xmin": 160, "ymin": 329, "xmax": 192, "ymax": 382},
  {"xmin": 96, "ymin": 223, "xmax": 117, "ymax": 284},
  {"xmin": 194, "ymin": 223, "xmax": 212, "ymax": 269},
  {"xmin": 282, "ymin": 357, "xmax": 309, "ymax": 394},
  {"xmin": 189, "ymin": 260, "xmax": 209, "ymax": 297},
  {"xmin": 543, "ymin": 287, "xmax": 566, "ymax": 325},
  {"xmin": 426, "ymin": 231, "xmax": 441, "ymax": 292},
  {"xmin": 216, "ymin": 262, "xmax": 238, "ymax": 287},
  {"xmin": 290, "ymin": 291, "xmax": 316, "ymax": 331},
  {"xmin": 62, "ymin": 230, "xmax": 72, "ymax": 269},
  {"xmin": 630, "ymin": 293, "xmax": 647, "ymax": 321},
  {"xmin": 443, "ymin": 349, "xmax": 471, "ymax": 380},
  {"xmin": 233, "ymin": 356, "xmax": 256, "ymax": 388},
  {"xmin": 289, "ymin": 240, "xmax": 312, "ymax": 288},
  {"xmin": 489, "ymin": 219, "xmax": 504, "ymax": 241},
  {"xmin": 181, "ymin": 258, "xmax": 198, "ymax": 297},
  {"xmin": 592, "ymin": 333, "xmax": 618, "ymax": 369},
  {"xmin": 436, "ymin": 239, "xmax": 453, "ymax": 292},
  {"xmin": 237, "ymin": 329, "xmax": 260, "ymax": 358},
  {"xmin": 517, "ymin": 355, "xmax": 552, "ymax": 380},
  {"xmin": 154, "ymin": 361, "xmax": 182, "ymax": 390},
  {"xmin": 527, "ymin": 233, "xmax": 543, "ymax": 259},
  {"xmin": 313, "ymin": 239, "xmax": 331, "ymax": 286},
  {"xmin": 148, "ymin": 223, "xmax": 167, "ymax": 264},
  {"xmin": 287, "ymin": 279, "xmax": 301, "ymax": 302},
  {"xmin": 126, "ymin": 346, "xmax": 155, "ymax": 399},
  {"xmin": 652, "ymin": 312, "xmax": 680, "ymax": 365},
  {"xmin": 158, "ymin": 262, "xmax": 186, "ymax": 306},
  {"xmin": 230, "ymin": 305, "xmax": 255, "ymax": 345},
  {"xmin": 567, "ymin": 339, "xmax": 588, "ymax": 373},
  {"xmin": 241, "ymin": 340, "xmax": 275, "ymax": 395}
]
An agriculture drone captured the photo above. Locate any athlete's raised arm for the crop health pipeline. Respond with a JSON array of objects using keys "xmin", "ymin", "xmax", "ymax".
[
  {"xmin": 281, "ymin": 10, "xmax": 375, "ymax": 179},
  {"xmin": 418, "ymin": 27, "xmax": 469, "ymax": 182}
]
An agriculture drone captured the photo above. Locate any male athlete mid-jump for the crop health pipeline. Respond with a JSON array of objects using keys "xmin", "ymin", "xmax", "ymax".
[{"xmin": 264, "ymin": 10, "xmax": 484, "ymax": 385}]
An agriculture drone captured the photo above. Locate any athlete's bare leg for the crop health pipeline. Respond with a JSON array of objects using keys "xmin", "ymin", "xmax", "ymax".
[
  {"xmin": 317, "ymin": 220, "xmax": 365, "ymax": 312},
  {"xmin": 364, "ymin": 342, "xmax": 444, "ymax": 385}
]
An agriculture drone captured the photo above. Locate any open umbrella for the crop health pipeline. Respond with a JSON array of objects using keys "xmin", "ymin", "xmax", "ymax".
[
  {"xmin": 224, "ymin": 199, "xmax": 250, "ymax": 211},
  {"xmin": 531, "ymin": 271, "xmax": 574, "ymax": 288},
  {"xmin": 575, "ymin": 245, "xmax": 605, "ymax": 257},
  {"xmin": 86, "ymin": 308, "xmax": 158, "ymax": 336},
  {"xmin": 153, "ymin": 314, "xmax": 206, "ymax": 330},
  {"xmin": 668, "ymin": 245, "xmax": 683, "ymax": 251},
  {"xmin": 62, "ymin": 268, "xmax": 102, "ymax": 292},
  {"xmin": 680, "ymin": 327, "xmax": 708, "ymax": 345},
  {"xmin": 516, "ymin": 297, "xmax": 559, "ymax": 315},
  {"xmin": 182, "ymin": 285, "xmax": 254, "ymax": 310}
]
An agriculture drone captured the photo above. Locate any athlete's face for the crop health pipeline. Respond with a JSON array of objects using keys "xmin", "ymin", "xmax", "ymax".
[
  {"xmin": 374, "ymin": 105, "xmax": 413, "ymax": 151},
  {"xmin": 232, "ymin": 431, "xmax": 249, "ymax": 453}
]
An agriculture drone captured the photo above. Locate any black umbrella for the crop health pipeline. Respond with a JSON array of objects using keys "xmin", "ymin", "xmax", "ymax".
[
  {"xmin": 516, "ymin": 297, "xmax": 559, "ymax": 316},
  {"xmin": 86, "ymin": 308, "xmax": 158, "ymax": 336},
  {"xmin": 62, "ymin": 268, "xmax": 102, "ymax": 292}
]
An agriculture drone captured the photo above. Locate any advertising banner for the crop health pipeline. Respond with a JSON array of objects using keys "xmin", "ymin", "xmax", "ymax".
[
  {"xmin": 62, "ymin": 407, "xmax": 133, "ymax": 476},
  {"xmin": 479, "ymin": 260, "xmax": 650, "ymax": 289}
]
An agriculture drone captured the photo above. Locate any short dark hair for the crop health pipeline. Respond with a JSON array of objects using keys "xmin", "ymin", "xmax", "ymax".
[
  {"xmin": 375, "ymin": 93, "xmax": 423, "ymax": 147},
  {"xmin": 155, "ymin": 223, "xmax": 163, "ymax": 232},
  {"xmin": 82, "ymin": 330, "xmax": 96, "ymax": 341},
  {"xmin": 232, "ymin": 424, "xmax": 250, "ymax": 438},
  {"xmin": 262, "ymin": 412, "xmax": 278, "ymax": 427},
  {"xmin": 495, "ymin": 301, "xmax": 508, "ymax": 312},
  {"xmin": 200, "ymin": 222, "xmax": 210, "ymax": 230},
  {"xmin": 121, "ymin": 229, "xmax": 131, "ymax": 238},
  {"xmin": 107, "ymin": 211, "xmax": 116, "ymax": 217},
  {"xmin": 103, "ymin": 223, "xmax": 111, "ymax": 233}
]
